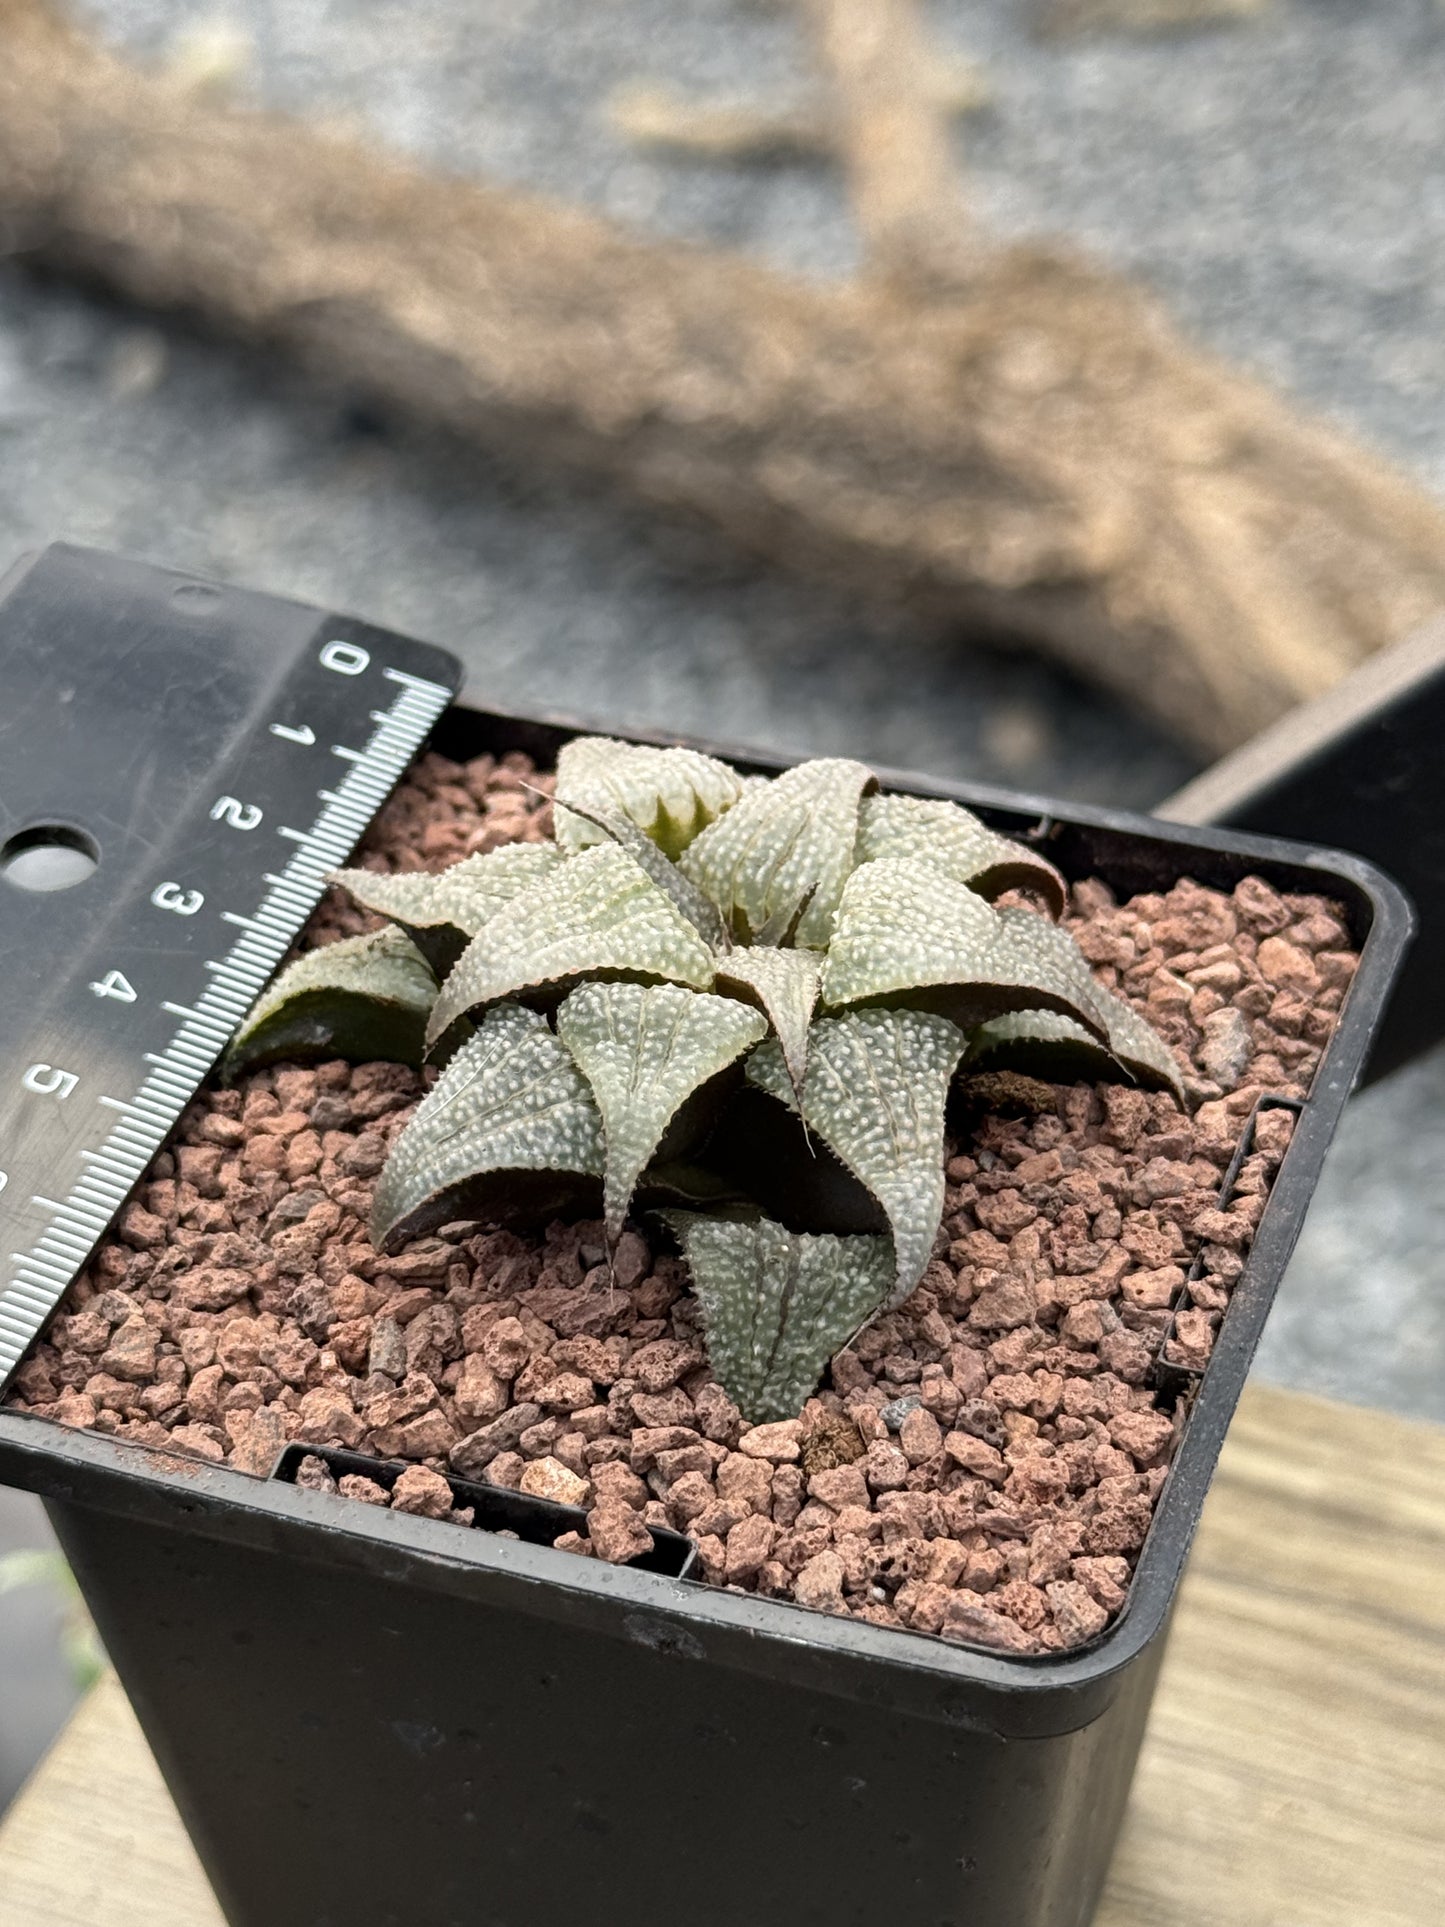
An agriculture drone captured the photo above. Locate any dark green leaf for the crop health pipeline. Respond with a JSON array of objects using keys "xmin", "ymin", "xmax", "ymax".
[{"xmin": 224, "ymin": 928, "xmax": 436, "ymax": 1079}]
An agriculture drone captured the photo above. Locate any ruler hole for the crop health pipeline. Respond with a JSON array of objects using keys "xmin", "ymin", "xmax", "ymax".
[{"xmin": 1, "ymin": 824, "xmax": 100, "ymax": 893}]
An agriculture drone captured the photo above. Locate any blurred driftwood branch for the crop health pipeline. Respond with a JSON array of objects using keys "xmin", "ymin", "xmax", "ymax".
[{"xmin": 1, "ymin": 0, "xmax": 1442, "ymax": 754}]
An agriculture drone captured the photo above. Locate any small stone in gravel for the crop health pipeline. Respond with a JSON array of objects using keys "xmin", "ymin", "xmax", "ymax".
[
  {"xmin": 587, "ymin": 1502, "xmax": 654, "ymax": 1565},
  {"xmin": 736, "ymin": 1420, "xmax": 802, "ymax": 1462},
  {"xmin": 793, "ymin": 1551, "xmax": 846, "ymax": 1613},
  {"xmin": 294, "ymin": 1454, "xmax": 339, "ymax": 1494},
  {"xmin": 338, "ymin": 1475, "xmax": 391, "ymax": 1507},
  {"xmin": 100, "ymin": 1316, "xmax": 158, "ymax": 1383},
  {"xmin": 391, "ymin": 1466, "xmax": 455, "ymax": 1519},
  {"xmin": 1198, "ymin": 1008, "xmax": 1253, "ymax": 1089},
  {"xmin": 799, "ymin": 1414, "xmax": 865, "ymax": 1475},
  {"xmin": 880, "ymin": 1394, "xmax": 922, "ymax": 1432},
  {"xmin": 518, "ymin": 1456, "xmax": 591, "ymax": 1508}
]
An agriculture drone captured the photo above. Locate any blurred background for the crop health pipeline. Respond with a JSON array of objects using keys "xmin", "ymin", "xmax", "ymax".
[{"xmin": 2, "ymin": 0, "xmax": 1443, "ymax": 1812}]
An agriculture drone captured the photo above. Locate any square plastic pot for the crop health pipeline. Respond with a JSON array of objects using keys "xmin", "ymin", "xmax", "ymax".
[{"xmin": 0, "ymin": 693, "xmax": 1413, "ymax": 1927}]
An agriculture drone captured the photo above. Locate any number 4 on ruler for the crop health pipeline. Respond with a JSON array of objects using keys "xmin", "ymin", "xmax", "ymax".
[{"xmin": 89, "ymin": 971, "xmax": 137, "ymax": 1002}]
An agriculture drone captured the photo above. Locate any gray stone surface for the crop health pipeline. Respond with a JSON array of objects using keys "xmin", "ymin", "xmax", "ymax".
[{"xmin": 1, "ymin": 0, "xmax": 1442, "ymax": 1808}]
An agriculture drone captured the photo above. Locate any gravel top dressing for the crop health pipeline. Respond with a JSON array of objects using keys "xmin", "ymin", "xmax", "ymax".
[{"xmin": 5, "ymin": 749, "xmax": 1358, "ymax": 1656}]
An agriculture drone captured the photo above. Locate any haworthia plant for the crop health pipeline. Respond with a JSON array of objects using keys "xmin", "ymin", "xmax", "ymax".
[{"xmin": 230, "ymin": 737, "xmax": 1185, "ymax": 1421}]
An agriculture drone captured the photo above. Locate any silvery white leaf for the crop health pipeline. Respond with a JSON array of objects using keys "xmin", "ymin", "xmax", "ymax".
[
  {"xmin": 660, "ymin": 1212, "xmax": 893, "ymax": 1423},
  {"xmin": 330, "ymin": 844, "xmax": 562, "ymax": 973},
  {"xmin": 546, "ymin": 790, "xmax": 730, "ymax": 951},
  {"xmin": 554, "ymin": 736, "xmax": 744, "ymax": 859},
  {"xmin": 226, "ymin": 927, "xmax": 436, "ymax": 1077},
  {"xmin": 557, "ymin": 981, "xmax": 766, "ymax": 1240},
  {"xmin": 856, "ymin": 792, "xmax": 1065, "ymax": 916},
  {"xmin": 679, "ymin": 757, "xmax": 875, "ymax": 948},
  {"xmin": 747, "ymin": 1007, "xmax": 964, "ymax": 1304},
  {"xmin": 426, "ymin": 842, "xmax": 716, "ymax": 1046},
  {"xmin": 372, "ymin": 1003, "xmax": 605, "ymax": 1250},
  {"xmin": 713, "ymin": 945, "xmax": 823, "ymax": 1100},
  {"xmin": 820, "ymin": 858, "xmax": 1110, "ymax": 1038}
]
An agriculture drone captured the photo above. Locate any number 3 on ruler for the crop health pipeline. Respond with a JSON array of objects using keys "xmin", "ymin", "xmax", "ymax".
[{"xmin": 152, "ymin": 882, "xmax": 204, "ymax": 916}]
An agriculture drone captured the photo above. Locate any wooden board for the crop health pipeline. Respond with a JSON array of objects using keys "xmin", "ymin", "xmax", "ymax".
[{"xmin": 2, "ymin": 1380, "xmax": 1442, "ymax": 1926}]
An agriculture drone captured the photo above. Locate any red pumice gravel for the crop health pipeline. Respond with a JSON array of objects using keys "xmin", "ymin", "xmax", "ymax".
[{"xmin": 5, "ymin": 748, "xmax": 1358, "ymax": 1655}]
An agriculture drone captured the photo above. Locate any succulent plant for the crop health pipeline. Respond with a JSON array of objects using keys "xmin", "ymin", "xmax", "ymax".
[{"xmin": 228, "ymin": 739, "xmax": 1183, "ymax": 1422}]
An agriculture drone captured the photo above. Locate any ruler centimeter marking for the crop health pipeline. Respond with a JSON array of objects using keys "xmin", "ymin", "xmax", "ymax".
[{"xmin": 0, "ymin": 664, "xmax": 453, "ymax": 1383}]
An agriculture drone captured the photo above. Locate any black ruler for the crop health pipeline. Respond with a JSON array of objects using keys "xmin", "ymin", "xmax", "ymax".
[{"xmin": 0, "ymin": 545, "xmax": 461, "ymax": 1389}]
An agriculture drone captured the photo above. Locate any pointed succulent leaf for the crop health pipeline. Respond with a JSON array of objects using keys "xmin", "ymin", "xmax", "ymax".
[
  {"xmin": 856, "ymin": 792, "xmax": 1066, "ymax": 916},
  {"xmin": 679, "ymin": 757, "xmax": 875, "ymax": 948},
  {"xmin": 659, "ymin": 1213, "xmax": 893, "ymax": 1424},
  {"xmin": 224, "ymin": 928, "xmax": 436, "ymax": 1078},
  {"xmin": 1095, "ymin": 987, "xmax": 1189, "ymax": 1104},
  {"xmin": 554, "ymin": 736, "xmax": 744, "ymax": 859},
  {"xmin": 372, "ymin": 1003, "xmax": 605, "ymax": 1251},
  {"xmin": 547, "ymin": 791, "xmax": 730, "ymax": 951},
  {"xmin": 747, "ymin": 1008, "xmax": 964, "ymax": 1305},
  {"xmin": 426, "ymin": 843, "xmax": 716, "ymax": 1047},
  {"xmin": 820, "ymin": 859, "xmax": 1110, "ymax": 1039},
  {"xmin": 713, "ymin": 946, "xmax": 823, "ymax": 1100},
  {"xmin": 329, "ymin": 845, "xmax": 563, "ymax": 974},
  {"xmin": 965, "ymin": 1003, "xmax": 1187, "ymax": 1106},
  {"xmin": 556, "ymin": 982, "xmax": 766, "ymax": 1240}
]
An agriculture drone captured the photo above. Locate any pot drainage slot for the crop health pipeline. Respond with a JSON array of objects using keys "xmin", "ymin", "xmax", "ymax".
[{"xmin": 271, "ymin": 1442, "xmax": 699, "ymax": 1580}]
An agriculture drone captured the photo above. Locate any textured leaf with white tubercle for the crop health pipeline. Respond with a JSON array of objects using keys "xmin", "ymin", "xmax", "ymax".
[
  {"xmin": 713, "ymin": 945, "xmax": 822, "ymax": 1100},
  {"xmin": 554, "ymin": 736, "xmax": 744, "ymax": 858},
  {"xmin": 679, "ymin": 757, "xmax": 875, "ymax": 948},
  {"xmin": 659, "ymin": 1213, "xmax": 894, "ymax": 1423},
  {"xmin": 425, "ymin": 842, "xmax": 717, "ymax": 1047},
  {"xmin": 820, "ymin": 858, "xmax": 1110, "ymax": 1039},
  {"xmin": 372, "ymin": 1003, "xmax": 605, "ymax": 1251},
  {"xmin": 329, "ymin": 845, "xmax": 563, "ymax": 974},
  {"xmin": 225, "ymin": 927, "xmax": 437, "ymax": 1078},
  {"xmin": 747, "ymin": 1008, "xmax": 964, "ymax": 1304},
  {"xmin": 965, "ymin": 1003, "xmax": 1186, "ymax": 1106},
  {"xmin": 856, "ymin": 792, "xmax": 1066, "ymax": 917},
  {"xmin": 556, "ymin": 982, "xmax": 766, "ymax": 1240},
  {"xmin": 545, "ymin": 791, "xmax": 730, "ymax": 951}
]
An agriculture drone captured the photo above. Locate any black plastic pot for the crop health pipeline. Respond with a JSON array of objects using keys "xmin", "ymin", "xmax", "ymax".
[{"xmin": 0, "ymin": 685, "xmax": 1413, "ymax": 1927}]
